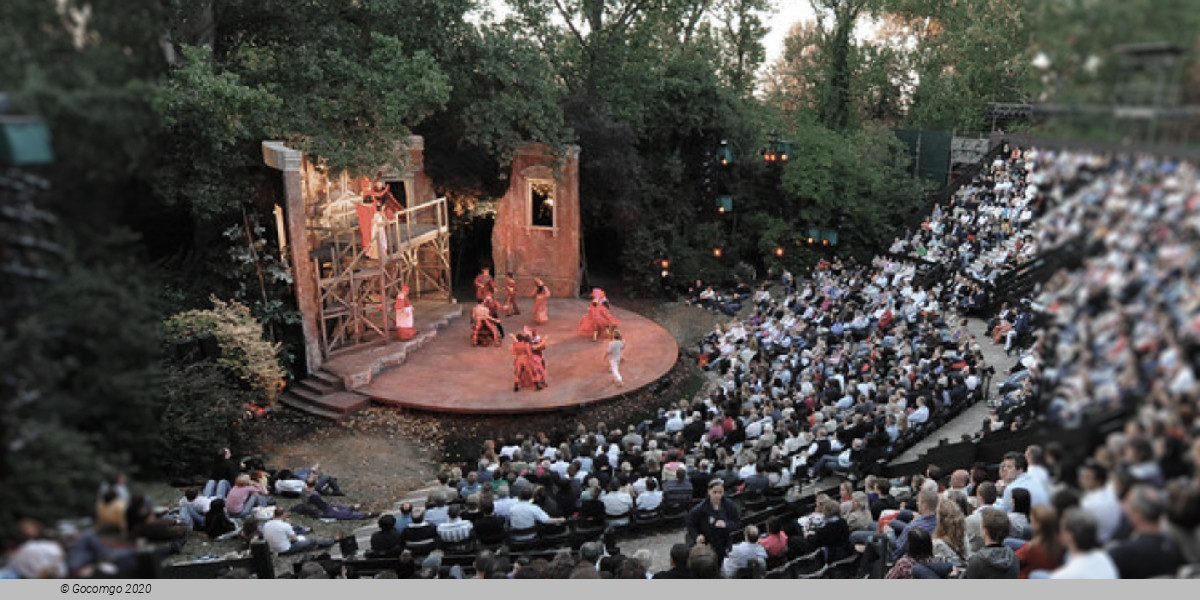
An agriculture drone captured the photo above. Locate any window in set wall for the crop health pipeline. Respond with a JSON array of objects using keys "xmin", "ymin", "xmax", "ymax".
[{"xmin": 529, "ymin": 180, "xmax": 555, "ymax": 228}]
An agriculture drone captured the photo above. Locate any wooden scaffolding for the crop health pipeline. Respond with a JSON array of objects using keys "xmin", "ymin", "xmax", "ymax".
[{"xmin": 309, "ymin": 180, "xmax": 451, "ymax": 357}]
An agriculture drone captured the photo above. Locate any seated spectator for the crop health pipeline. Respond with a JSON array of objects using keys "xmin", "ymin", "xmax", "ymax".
[
  {"xmin": 932, "ymin": 499, "xmax": 970, "ymax": 568},
  {"xmin": 635, "ymin": 478, "xmax": 663, "ymax": 511},
  {"xmin": 600, "ymin": 480, "xmax": 634, "ymax": 525},
  {"xmin": 399, "ymin": 508, "xmax": 437, "ymax": 549},
  {"xmin": 509, "ymin": 487, "xmax": 565, "ymax": 538},
  {"xmin": 97, "ymin": 473, "xmax": 130, "ymax": 506},
  {"xmin": 125, "ymin": 492, "xmax": 188, "ymax": 543},
  {"xmin": 966, "ymin": 481, "xmax": 998, "ymax": 552},
  {"xmin": 225, "ymin": 473, "xmax": 271, "ymax": 519},
  {"xmin": 1007, "ymin": 487, "xmax": 1033, "ymax": 540},
  {"xmin": 687, "ymin": 543, "xmax": 721, "ymax": 579},
  {"xmin": 845, "ymin": 491, "xmax": 874, "ymax": 533},
  {"xmin": 886, "ymin": 528, "xmax": 936, "ymax": 579},
  {"xmin": 1048, "ymin": 508, "xmax": 1117, "ymax": 579},
  {"xmin": 792, "ymin": 496, "xmax": 851, "ymax": 561},
  {"xmin": 473, "ymin": 501, "xmax": 507, "ymax": 546},
  {"xmin": 663, "ymin": 469, "xmax": 693, "ymax": 508},
  {"xmin": 423, "ymin": 493, "xmax": 450, "ymax": 527},
  {"xmin": 1016, "ymin": 505, "xmax": 1064, "ymax": 578},
  {"xmin": 368, "ymin": 514, "xmax": 404, "ymax": 558},
  {"xmin": 203, "ymin": 498, "xmax": 238, "ymax": 540},
  {"xmin": 963, "ymin": 508, "xmax": 1018, "ymax": 578},
  {"xmin": 458, "ymin": 471, "xmax": 482, "ymax": 501},
  {"xmin": 435, "ymin": 505, "xmax": 474, "ymax": 546},
  {"xmin": 58, "ymin": 523, "xmax": 136, "ymax": 578},
  {"xmin": 892, "ymin": 488, "xmax": 939, "ymax": 561},
  {"xmin": 653, "ymin": 543, "xmax": 693, "ymax": 579},
  {"xmin": 1106, "ymin": 484, "xmax": 1183, "ymax": 579},
  {"xmin": 758, "ymin": 518, "xmax": 789, "ymax": 563},
  {"xmin": 202, "ymin": 447, "xmax": 242, "ymax": 499},
  {"xmin": 722, "ymin": 525, "xmax": 768, "ymax": 578},
  {"xmin": 176, "ymin": 488, "xmax": 213, "ymax": 531},
  {"xmin": 94, "ymin": 490, "xmax": 127, "ymax": 537},
  {"xmin": 261, "ymin": 508, "xmax": 332, "ymax": 555}
]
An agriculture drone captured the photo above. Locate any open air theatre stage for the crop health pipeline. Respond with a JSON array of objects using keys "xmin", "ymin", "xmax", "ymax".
[{"xmin": 324, "ymin": 298, "xmax": 679, "ymax": 414}]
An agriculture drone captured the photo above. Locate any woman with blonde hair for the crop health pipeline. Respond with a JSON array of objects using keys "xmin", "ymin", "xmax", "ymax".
[
  {"xmin": 932, "ymin": 498, "xmax": 970, "ymax": 568},
  {"xmin": 845, "ymin": 491, "xmax": 874, "ymax": 533}
]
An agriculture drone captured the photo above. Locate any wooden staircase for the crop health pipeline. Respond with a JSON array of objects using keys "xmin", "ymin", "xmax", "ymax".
[{"xmin": 277, "ymin": 369, "xmax": 370, "ymax": 421}]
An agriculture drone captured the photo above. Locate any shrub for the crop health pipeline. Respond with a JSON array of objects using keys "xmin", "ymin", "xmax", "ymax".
[{"xmin": 163, "ymin": 296, "xmax": 285, "ymax": 406}]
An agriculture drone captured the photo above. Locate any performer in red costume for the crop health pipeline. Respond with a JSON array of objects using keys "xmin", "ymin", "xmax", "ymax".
[
  {"xmin": 471, "ymin": 300, "xmax": 502, "ymax": 347},
  {"xmin": 578, "ymin": 290, "xmax": 620, "ymax": 342},
  {"xmin": 393, "ymin": 285, "xmax": 415, "ymax": 341},
  {"xmin": 474, "ymin": 267, "xmax": 496, "ymax": 302},
  {"xmin": 531, "ymin": 278, "xmax": 551, "ymax": 325},
  {"xmin": 502, "ymin": 271, "xmax": 521, "ymax": 316},
  {"xmin": 510, "ymin": 332, "xmax": 546, "ymax": 392}
]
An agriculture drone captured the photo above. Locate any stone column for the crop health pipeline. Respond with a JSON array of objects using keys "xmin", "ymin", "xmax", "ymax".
[{"xmin": 263, "ymin": 141, "xmax": 322, "ymax": 374}]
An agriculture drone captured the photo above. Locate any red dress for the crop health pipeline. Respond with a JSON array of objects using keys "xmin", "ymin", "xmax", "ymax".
[
  {"xmin": 578, "ymin": 301, "xmax": 620, "ymax": 338},
  {"xmin": 503, "ymin": 275, "xmax": 521, "ymax": 316},
  {"xmin": 394, "ymin": 291, "xmax": 415, "ymax": 341},
  {"xmin": 511, "ymin": 340, "xmax": 545, "ymax": 389}
]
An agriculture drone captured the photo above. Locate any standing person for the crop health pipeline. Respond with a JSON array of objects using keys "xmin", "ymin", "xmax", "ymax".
[
  {"xmin": 471, "ymin": 300, "xmax": 502, "ymax": 347},
  {"xmin": 502, "ymin": 272, "xmax": 521, "ymax": 316},
  {"xmin": 605, "ymin": 330, "xmax": 626, "ymax": 386},
  {"xmin": 474, "ymin": 267, "xmax": 496, "ymax": 302},
  {"xmin": 511, "ymin": 333, "xmax": 546, "ymax": 392},
  {"xmin": 579, "ymin": 298, "xmax": 620, "ymax": 341},
  {"xmin": 527, "ymin": 327, "xmax": 548, "ymax": 372},
  {"xmin": 687, "ymin": 480, "xmax": 741, "ymax": 561},
  {"xmin": 394, "ymin": 285, "xmax": 415, "ymax": 341},
  {"xmin": 531, "ymin": 278, "xmax": 551, "ymax": 325},
  {"xmin": 365, "ymin": 204, "xmax": 388, "ymax": 260}
]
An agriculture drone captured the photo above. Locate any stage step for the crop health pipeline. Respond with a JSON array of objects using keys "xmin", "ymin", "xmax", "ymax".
[{"xmin": 278, "ymin": 371, "xmax": 370, "ymax": 421}]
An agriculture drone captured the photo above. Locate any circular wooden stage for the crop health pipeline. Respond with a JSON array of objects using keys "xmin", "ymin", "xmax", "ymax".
[{"xmin": 360, "ymin": 298, "xmax": 679, "ymax": 414}]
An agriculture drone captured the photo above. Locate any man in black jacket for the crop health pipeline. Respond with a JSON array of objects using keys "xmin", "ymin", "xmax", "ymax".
[{"xmin": 368, "ymin": 514, "xmax": 403, "ymax": 558}]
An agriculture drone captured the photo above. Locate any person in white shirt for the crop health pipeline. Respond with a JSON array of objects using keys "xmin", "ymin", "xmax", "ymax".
[
  {"xmin": 635, "ymin": 478, "xmax": 663, "ymax": 511},
  {"xmin": 907, "ymin": 397, "xmax": 930, "ymax": 426},
  {"xmin": 1078, "ymin": 462, "xmax": 1122, "ymax": 543},
  {"xmin": 664, "ymin": 411, "xmax": 684, "ymax": 434},
  {"xmin": 605, "ymin": 331, "xmax": 626, "ymax": 385},
  {"xmin": 600, "ymin": 480, "xmax": 634, "ymax": 525},
  {"xmin": 1046, "ymin": 508, "xmax": 1118, "ymax": 579},
  {"xmin": 262, "ymin": 508, "xmax": 329, "ymax": 555}
]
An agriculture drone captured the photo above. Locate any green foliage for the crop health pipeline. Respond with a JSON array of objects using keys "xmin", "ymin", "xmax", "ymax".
[
  {"xmin": 780, "ymin": 123, "xmax": 928, "ymax": 257},
  {"xmin": 0, "ymin": 422, "xmax": 111, "ymax": 533},
  {"xmin": 163, "ymin": 297, "xmax": 286, "ymax": 407},
  {"xmin": 155, "ymin": 362, "xmax": 255, "ymax": 478}
]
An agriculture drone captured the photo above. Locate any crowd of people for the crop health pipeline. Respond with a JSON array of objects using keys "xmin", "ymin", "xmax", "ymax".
[{"xmin": 4, "ymin": 144, "xmax": 1200, "ymax": 580}]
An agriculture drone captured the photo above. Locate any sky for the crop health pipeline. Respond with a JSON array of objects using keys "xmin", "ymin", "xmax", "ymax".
[{"xmin": 764, "ymin": 1, "xmax": 817, "ymax": 65}]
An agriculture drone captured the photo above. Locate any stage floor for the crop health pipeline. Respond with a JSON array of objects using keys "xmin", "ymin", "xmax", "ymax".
[{"xmin": 360, "ymin": 298, "xmax": 679, "ymax": 414}]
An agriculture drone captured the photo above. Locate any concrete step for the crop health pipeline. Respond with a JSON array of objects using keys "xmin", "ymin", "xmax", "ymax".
[{"xmin": 278, "ymin": 393, "xmax": 344, "ymax": 421}]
